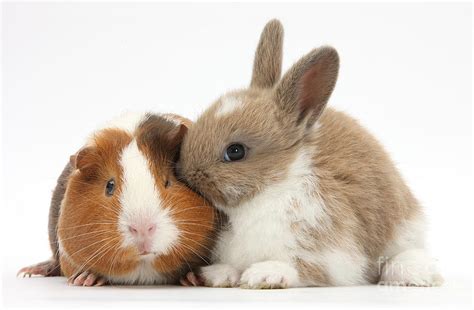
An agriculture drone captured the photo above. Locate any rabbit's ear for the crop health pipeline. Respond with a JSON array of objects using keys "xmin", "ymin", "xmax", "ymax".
[
  {"xmin": 250, "ymin": 19, "xmax": 284, "ymax": 89},
  {"xmin": 275, "ymin": 46, "xmax": 339, "ymax": 127}
]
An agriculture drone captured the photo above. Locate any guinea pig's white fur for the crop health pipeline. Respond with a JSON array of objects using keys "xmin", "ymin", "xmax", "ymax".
[
  {"xmin": 59, "ymin": 113, "xmax": 175, "ymax": 284},
  {"xmin": 109, "ymin": 113, "xmax": 179, "ymax": 266},
  {"xmin": 118, "ymin": 139, "xmax": 179, "ymax": 257},
  {"xmin": 54, "ymin": 112, "xmax": 216, "ymax": 285}
]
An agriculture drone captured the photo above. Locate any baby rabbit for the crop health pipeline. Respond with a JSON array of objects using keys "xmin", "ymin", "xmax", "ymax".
[{"xmin": 178, "ymin": 20, "xmax": 442, "ymax": 288}]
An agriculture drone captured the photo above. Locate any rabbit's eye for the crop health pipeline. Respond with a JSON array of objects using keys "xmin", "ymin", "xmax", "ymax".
[
  {"xmin": 224, "ymin": 143, "xmax": 246, "ymax": 162},
  {"xmin": 105, "ymin": 178, "xmax": 115, "ymax": 196}
]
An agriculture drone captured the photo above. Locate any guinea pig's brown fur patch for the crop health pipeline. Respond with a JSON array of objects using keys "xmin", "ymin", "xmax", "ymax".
[
  {"xmin": 154, "ymin": 183, "xmax": 216, "ymax": 275},
  {"xmin": 58, "ymin": 129, "xmax": 138, "ymax": 277},
  {"xmin": 136, "ymin": 115, "xmax": 216, "ymax": 275},
  {"xmin": 58, "ymin": 116, "xmax": 217, "ymax": 281}
]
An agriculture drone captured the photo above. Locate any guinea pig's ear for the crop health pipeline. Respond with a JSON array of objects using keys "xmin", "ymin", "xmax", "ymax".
[
  {"xmin": 166, "ymin": 124, "xmax": 188, "ymax": 151},
  {"xmin": 250, "ymin": 19, "xmax": 284, "ymax": 89},
  {"xmin": 275, "ymin": 46, "xmax": 339, "ymax": 128},
  {"xmin": 70, "ymin": 146, "xmax": 96, "ymax": 171}
]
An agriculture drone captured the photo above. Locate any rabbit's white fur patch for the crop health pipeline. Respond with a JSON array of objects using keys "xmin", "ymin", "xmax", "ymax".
[
  {"xmin": 240, "ymin": 261, "xmax": 300, "ymax": 288},
  {"xmin": 383, "ymin": 216, "xmax": 426, "ymax": 259},
  {"xmin": 211, "ymin": 148, "xmax": 342, "ymax": 286},
  {"xmin": 318, "ymin": 248, "xmax": 368, "ymax": 285},
  {"xmin": 215, "ymin": 95, "xmax": 242, "ymax": 117},
  {"xmin": 200, "ymin": 263, "xmax": 240, "ymax": 287},
  {"xmin": 379, "ymin": 249, "xmax": 443, "ymax": 286},
  {"xmin": 210, "ymin": 145, "xmax": 432, "ymax": 288}
]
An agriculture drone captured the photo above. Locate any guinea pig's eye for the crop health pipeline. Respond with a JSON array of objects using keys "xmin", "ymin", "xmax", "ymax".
[
  {"xmin": 164, "ymin": 180, "xmax": 171, "ymax": 188},
  {"xmin": 224, "ymin": 143, "xmax": 246, "ymax": 162},
  {"xmin": 105, "ymin": 178, "xmax": 115, "ymax": 196}
]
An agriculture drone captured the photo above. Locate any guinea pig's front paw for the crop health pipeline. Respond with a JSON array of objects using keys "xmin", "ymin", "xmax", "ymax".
[
  {"xmin": 200, "ymin": 264, "xmax": 241, "ymax": 288},
  {"xmin": 179, "ymin": 272, "xmax": 204, "ymax": 287},
  {"xmin": 17, "ymin": 259, "xmax": 60, "ymax": 277},
  {"xmin": 239, "ymin": 261, "xmax": 300, "ymax": 289},
  {"xmin": 68, "ymin": 271, "xmax": 107, "ymax": 287}
]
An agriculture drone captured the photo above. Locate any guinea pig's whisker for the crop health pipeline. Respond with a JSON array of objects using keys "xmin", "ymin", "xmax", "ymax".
[
  {"xmin": 173, "ymin": 221, "xmax": 215, "ymax": 230},
  {"xmin": 77, "ymin": 237, "xmax": 119, "ymax": 273},
  {"xmin": 57, "ymin": 222, "xmax": 116, "ymax": 230},
  {"xmin": 174, "ymin": 198, "xmax": 211, "ymax": 210},
  {"xmin": 67, "ymin": 190, "xmax": 121, "ymax": 217},
  {"xmin": 173, "ymin": 218, "xmax": 214, "ymax": 224},
  {"xmin": 76, "ymin": 240, "xmax": 112, "ymax": 272},
  {"xmin": 67, "ymin": 187, "xmax": 120, "ymax": 207},
  {"xmin": 175, "ymin": 174, "xmax": 188, "ymax": 182},
  {"xmin": 153, "ymin": 255, "xmax": 167, "ymax": 271},
  {"xmin": 66, "ymin": 236, "xmax": 118, "ymax": 264},
  {"xmin": 74, "ymin": 238, "xmax": 119, "ymax": 278},
  {"xmin": 98, "ymin": 203, "xmax": 121, "ymax": 216},
  {"xmin": 177, "ymin": 241, "xmax": 210, "ymax": 265},
  {"xmin": 106, "ymin": 246, "xmax": 120, "ymax": 288},
  {"xmin": 170, "ymin": 245, "xmax": 192, "ymax": 272},
  {"xmin": 178, "ymin": 233, "xmax": 214, "ymax": 255},
  {"xmin": 64, "ymin": 235, "xmax": 119, "ymax": 264},
  {"xmin": 54, "ymin": 229, "xmax": 112, "ymax": 243},
  {"xmin": 178, "ymin": 229, "xmax": 216, "ymax": 244},
  {"xmin": 169, "ymin": 206, "xmax": 210, "ymax": 216}
]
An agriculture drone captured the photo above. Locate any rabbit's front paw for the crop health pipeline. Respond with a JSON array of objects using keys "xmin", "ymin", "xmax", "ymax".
[
  {"xmin": 200, "ymin": 264, "xmax": 241, "ymax": 287},
  {"xmin": 240, "ymin": 261, "xmax": 300, "ymax": 289},
  {"xmin": 379, "ymin": 249, "xmax": 443, "ymax": 287}
]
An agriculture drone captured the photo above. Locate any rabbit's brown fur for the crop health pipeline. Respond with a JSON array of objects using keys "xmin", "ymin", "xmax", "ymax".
[{"xmin": 179, "ymin": 19, "xmax": 441, "ymax": 288}]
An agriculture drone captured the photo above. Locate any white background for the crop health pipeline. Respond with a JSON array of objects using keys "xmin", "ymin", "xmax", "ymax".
[{"xmin": 1, "ymin": 2, "xmax": 472, "ymax": 309}]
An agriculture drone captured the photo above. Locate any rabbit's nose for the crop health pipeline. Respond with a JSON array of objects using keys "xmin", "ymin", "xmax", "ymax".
[{"xmin": 188, "ymin": 169, "xmax": 209, "ymax": 182}]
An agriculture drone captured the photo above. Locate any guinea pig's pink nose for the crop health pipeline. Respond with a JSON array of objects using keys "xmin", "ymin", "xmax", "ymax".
[{"xmin": 128, "ymin": 223, "xmax": 157, "ymax": 237}]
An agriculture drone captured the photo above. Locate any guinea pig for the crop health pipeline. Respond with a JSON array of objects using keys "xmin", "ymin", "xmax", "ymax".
[
  {"xmin": 18, "ymin": 112, "xmax": 217, "ymax": 286},
  {"xmin": 178, "ymin": 20, "xmax": 442, "ymax": 288}
]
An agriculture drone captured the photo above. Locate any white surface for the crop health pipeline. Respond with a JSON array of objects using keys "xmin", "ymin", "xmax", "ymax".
[
  {"xmin": 3, "ymin": 270, "xmax": 472, "ymax": 309},
  {"xmin": 1, "ymin": 2, "xmax": 472, "ymax": 308}
]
